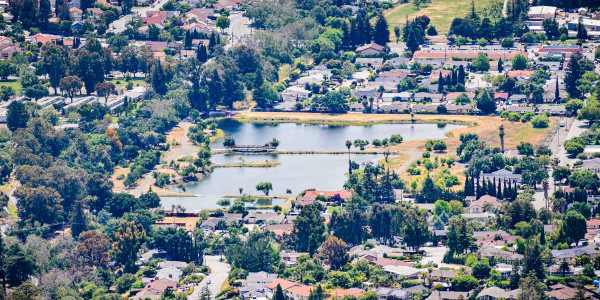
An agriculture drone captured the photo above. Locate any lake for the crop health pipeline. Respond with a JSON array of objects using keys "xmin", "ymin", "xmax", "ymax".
[
  {"xmin": 161, "ymin": 120, "xmax": 464, "ymax": 211},
  {"xmin": 209, "ymin": 119, "xmax": 462, "ymax": 151}
]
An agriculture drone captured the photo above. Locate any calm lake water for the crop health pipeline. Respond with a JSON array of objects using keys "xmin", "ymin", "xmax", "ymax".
[
  {"xmin": 161, "ymin": 120, "xmax": 464, "ymax": 211},
  {"xmin": 209, "ymin": 119, "xmax": 463, "ymax": 151}
]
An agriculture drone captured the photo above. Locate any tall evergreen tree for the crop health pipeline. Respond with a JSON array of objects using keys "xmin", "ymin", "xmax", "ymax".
[
  {"xmin": 70, "ymin": 200, "xmax": 87, "ymax": 238},
  {"xmin": 457, "ymin": 65, "xmax": 466, "ymax": 84},
  {"xmin": 565, "ymin": 55, "xmax": 582, "ymax": 99},
  {"xmin": 274, "ymin": 284, "xmax": 286, "ymax": 300},
  {"xmin": 373, "ymin": 12, "xmax": 390, "ymax": 46},
  {"xmin": 555, "ymin": 77, "xmax": 560, "ymax": 102},
  {"xmin": 498, "ymin": 58, "xmax": 504, "ymax": 73},
  {"xmin": 437, "ymin": 72, "xmax": 444, "ymax": 93},
  {"xmin": 197, "ymin": 45, "xmax": 208, "ymax": 62}
]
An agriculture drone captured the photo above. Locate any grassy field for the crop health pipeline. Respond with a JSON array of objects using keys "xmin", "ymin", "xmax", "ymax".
[
  {"xmin": 0, "ymin": 80, "xmax": 22, "ymax": 93},
  {"xmin": 384, "ymin": 0, "xmax": 496, "ymax": 35},
  {"xmin": 107, "ymin": 78, "xmax": 148, "ymax": 88}
]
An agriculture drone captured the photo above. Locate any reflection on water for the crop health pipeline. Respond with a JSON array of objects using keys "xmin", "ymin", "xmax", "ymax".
[{"xmin": 162, "ymin": 121, "xmax": 465, "ymax": 211}]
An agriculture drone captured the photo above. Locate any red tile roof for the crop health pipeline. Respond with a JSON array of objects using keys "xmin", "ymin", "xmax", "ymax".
[
  {"xmin": 288, "ymin": 285, "xmax": 313, "ymax": 297},
  {"xmin": 330, "ymin": 288, "xmax": 364, "ymax": 298},
  {"xmin": 265, "ymin": 278, "xmax": 297, "ymax": 291}
]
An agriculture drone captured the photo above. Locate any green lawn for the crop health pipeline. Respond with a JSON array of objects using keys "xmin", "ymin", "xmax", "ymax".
[
  {"xmin": 107, "ymin": 78, "xmax": 148, "ymax": 89},
  {"xmin": 384, "ymin": 0, "xmax": 497, "ymax": 35},
  {"xmin": 0, "ymin": 80, "xmax": 22, "ymax": 93}
]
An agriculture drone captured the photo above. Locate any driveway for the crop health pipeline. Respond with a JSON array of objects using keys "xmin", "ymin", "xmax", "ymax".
[{"xmin": 189, "ymin": 255, "xmax": 231, "ymax": 300}]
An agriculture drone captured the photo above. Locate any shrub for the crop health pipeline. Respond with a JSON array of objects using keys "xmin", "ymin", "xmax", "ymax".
[{"xmin": 531, "ymin": 114, "xmax": 549, "ymax": 128}]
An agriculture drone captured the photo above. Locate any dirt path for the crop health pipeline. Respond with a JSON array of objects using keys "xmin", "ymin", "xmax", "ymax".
[{"xmin": 164, "ymin": 122, "xmax": 199, "ymax": 163}]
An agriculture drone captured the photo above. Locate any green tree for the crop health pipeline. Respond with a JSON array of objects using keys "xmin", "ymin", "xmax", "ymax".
[
  {"xmin": 476, "ymin": 89, "xmax": 496, "ymax": 114},
  {"xmin": 113, "ymin": 219, "xmax": 146, "ymax": 273},
  {"xmin": 292, "ymin": 204, "xmax": 325, "ymax": 255},
  {"xmin": 471, "ymin": 53, "xmax": 490, "ymax": 72},
  {"xmin": 256, "ymin": 182, "xmax": 273, "ymax": 195},
  {"xmin": 451, "ymin": 275, "xmax": 479, "ymax": 291},
  {"xmin": 511, "ymin": 54, "xmax": 527, "ymax": 70},
  {"xmin": 403, "ymin": 206, "xmax": 429, "ymax": 251},
  {"xmin": 216, "ymin": 15, "xmax": 230, "ymax": 33},
  {"xmin": 274, "ymin": 284, "xmax": 286, "ymax": 300},
  {"xmin": 253, "ymin": 83, "xmax": 279, "ymax": 109},
  {"xmin": 446, "ymin": 217, "xmax": 474, "ymax": 254},
  {"xmin": 565, "ymin": 55, "xmax": 582, "ymax": 99},
  {"xmin": 565, "ymin": 99, "xmax": 583, "ymax": 116},
  {"xmin": 6, "ymin": 101, "xmax": 30, "ymax": 132},
  {"xmin": 319, "ymin": 236, "xmax": 349, "ymax": 270},
  {"xmin": 561, "ymin": 210, "xmax": 587, "ymax": 246},
  {"xmin": 95, "ymin": 81, "xmax": 116, "ymax": 104},
  {"xmin": 59, "ymin": 76, "xmax": 83, "ymax": 103},
  {"xmin": 5, "ymin": 244, "xmax": 36, "ymax": 287},
  {"xmin": 373, "ymin": 12, "xmax": 389, "ymax": 46},
  {"xmin": 225, "ymin": 230, "xmax": 279, "ymax": 272}
]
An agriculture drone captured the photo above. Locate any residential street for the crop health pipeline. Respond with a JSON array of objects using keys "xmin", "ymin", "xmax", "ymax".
[
  {"xmin": 225, "ymin": 12, "xmax": 252, "ymax": 49},
  {"xmin": 189, "ymin": 255, "xmax": 231, "ymax": 300},
  {"xmin": 107, "ymin": 0, "xmax": 172, "ymax": 34},
  {"xmin": 532, "ymin": 117, "xmax": 588, "ymax": 209}
]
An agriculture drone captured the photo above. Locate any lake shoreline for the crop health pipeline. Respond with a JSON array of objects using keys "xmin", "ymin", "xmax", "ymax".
[{"xmin": 235, "ymin": 112, "xmax": 479, "ymax": 127}]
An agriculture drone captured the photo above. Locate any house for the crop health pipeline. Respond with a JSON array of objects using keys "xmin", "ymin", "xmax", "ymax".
[
  {"xmin": 379, "ymin": 70, "xmax": 410, "ymax": 79},
  {"xmin": 430, "ymin": 269, "xmax": 456, "ymax": 281},
  {"xmin": 507, "ymin": 70, "xmax": 534, "ymax": 80},
  {"xmin": 445, "ymin": 92, "xmax": 474, "ymax": 103},
  {"xmin": 329, "ymin": 288, "xmax": 364, "ymax": 299},
  {"xmin": 480, "ymin": 169, "xmax": 522, "ymax": 184},
  {"xmin": 30, "ymin": 33, "xmax": 60, "ymax": 45},
  {"xmin": 191, "ymin": 39, "xmax": 210, "ymax": 48},
  {"xmin": 580, "ymin": 158, "xmax": 600, "ymax": 175},
  {"xmin": 425, "ymin": 291, "xmax": 470, "ymax": 300},
  {"xmin": 381, "ymin": 92, "xmax": 411, "ymax": 102},
  {"xmin": 414, "ymin": 92, "xmax": 443, "ymax": 103},
  {"xmin": 477, "ymin": 287, "xmax": 519, "ymax": 300},
  {"xmin": 537, "ymin": 44, "xmax": 582, "ymax": 57},
  {"xmin": 69, "ymin": 7, "xmax": 83, "ymax": 21},
  {"xmin": 246, "ymin": 272, "xmax": 278, "ymax": 287},
  {"xmin": 551, "ymin": 246, "xmax": 600, "ymax": 263},
  {"xmin": 411, "ymin": 104, "xmax": 439, "ymax": 113},
  {"xmin": 355, "ymin": 43, "xmax": 384, "ymax": 55},
  {"xmin": 353, "ymin": 89, "xmax": 379, "ymax": 100},
  {"xmin": 349, "ymin": 103, "xmax": 364, "ymax": 113},
  {"xmin": 536, "ymin": 104, "xmax": 566, "ymax": 116},
  {"xmin": 467, "ymin": 195, "xmax": 502, "ymax": 213},
  {"xmin": 287, "ymin": 285, "xmax": 313, "ymax": 300},
  {"xmin": 378, "ymin": 103, "xmax": 410, "ymax": 114},
  {"xmin": 494, "ymin": 263, "xmax": 514, "ymax": 280},
  {"xmin": 186, "ymin": 9, "xmax": 209, "ymax": 22},
  {"xmin": 281, "ymin": 85, "xmax": 311, "ymax": 102},
  {"xmin": 545, "ymin": 284, "xmax": 594, "ymax": 300},
  {"xmin": 375, "ymin": 287, "xmax": 410, "ymax": 300},
  {"xmin": 355, "ymin": 58, "xmax": 384, "ymax": 69},
  {"xmin": 280, "ymin": 251, "xmax": 308, "ymax": 268},
  {"xmin": 461, "ymin": 212, "xmax": 496, "ymax": 220},
  {"xmin": 265, "ymin": 278, "xmax": 297, "ymax": 294},
  {"xmin": 494, "ymin": 92, "xmax": 509, "ymax": 101},
  {"xmin": 446, "ymin": 104, "xmax": 473, "ymax": 114},
  {"xmin": 477, "ymin": 246, "xmax": 523, "ymax": 264},
  {"xmin": 0, "ymin": 37, "xmax": 21, "ymax": 60},
  {"xmin": 527, "ymin": 6, "xmax": 557, "ymax": 19},
  {"xmin": 244, "ymin": 212, "xmax": 284, "ymax": 224},
  {"xmin": 131, "ymin": 279, "xmax": 177, "ymax": 300},
  {"xmin": 508, "ymin": 94, "xmax": 527, "ymax": 103},
  {"xmin": 145, "ymin": 41, "xmax": 169, "ymax": 52},
  {"xmin": 382, "ymin": 265, "xmax": 424, "ymax": 280},
  {"xmin": 501, "ymin": 105, "xmax": 535, "ymax": 114},
  {"xmin": 182, "ymin": 22, "xmax": 212, "ymax": 34}
]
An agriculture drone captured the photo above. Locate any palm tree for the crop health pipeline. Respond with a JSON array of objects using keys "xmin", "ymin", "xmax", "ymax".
[
  {"xmin": 542, "ymin": 179, "xmax": 549, "ymax": 209},
  {"xmin": 499, "ymin": 125, "xmax": 505, "ymax": 152},
  {"xmin": 552, "ymin": 197, "xmax": 566, "ymax": 214},
  {"xmin": 345, "ymin": 140, "xmax": 352, "ymax": 174}
]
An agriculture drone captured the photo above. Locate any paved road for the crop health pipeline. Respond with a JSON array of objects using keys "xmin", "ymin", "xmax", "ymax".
[
  {"xmin": 189, "ymin": 255, "xmax": 231, "ymax": 300},
  {"xmin": 225, "ymin": 13, "xmax": 251, "ymax": 49},
  {"xmin": 164, "ymin": 122, "xmax": 199, "ymax": 162},
  {"xmin": 108, "ymin": 0, "xmax": 171, "ymax": 34},
  {"xmin": 554, "ymin": 118, "xmax": 588, "ymax": 167},
  {"xmin": 531, "ymin": 117, "xmax": 588, "ymax": 209}
]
